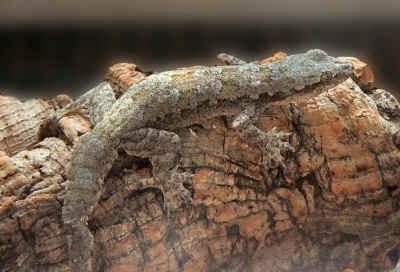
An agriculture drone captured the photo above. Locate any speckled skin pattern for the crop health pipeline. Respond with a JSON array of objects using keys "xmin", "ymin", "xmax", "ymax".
[{"xmin": 61, "ymin": 49, "xmax": 353, "ymax": 271}]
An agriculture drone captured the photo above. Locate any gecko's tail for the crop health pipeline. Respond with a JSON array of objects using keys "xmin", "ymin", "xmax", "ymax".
[{"xmin": 62, "ymin": 132, "xmax": 118, "ymax": 271}]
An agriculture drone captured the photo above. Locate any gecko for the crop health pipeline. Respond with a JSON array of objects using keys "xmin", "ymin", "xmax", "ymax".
[{"xmin": 61, "ymin": 49, "xmax": 353, "ymax": 271}]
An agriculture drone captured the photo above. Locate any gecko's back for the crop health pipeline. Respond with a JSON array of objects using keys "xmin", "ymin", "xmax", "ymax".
[{"xmin": 96, "ymin": 49, "xmax": 352, "ymax": 140}]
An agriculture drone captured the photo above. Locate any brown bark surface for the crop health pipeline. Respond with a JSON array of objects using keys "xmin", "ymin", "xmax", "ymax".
[{"xmin": 1, "ymin": 56, "xmax": 400, "ymax": 272}]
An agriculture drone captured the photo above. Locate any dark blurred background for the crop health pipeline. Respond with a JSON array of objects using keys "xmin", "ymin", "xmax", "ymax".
[{"xmin": 0, "ymin": 0, "xmax": 400, "ymax": 98}]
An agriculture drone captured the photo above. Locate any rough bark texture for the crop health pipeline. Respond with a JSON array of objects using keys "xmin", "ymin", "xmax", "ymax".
[
  {"xmin": 1, "ymin": 51, "xmax": 400, "ymax": 272},
  {"xmin": 0, "ymin": 95, "xmax": 56, "ymax": 155}
]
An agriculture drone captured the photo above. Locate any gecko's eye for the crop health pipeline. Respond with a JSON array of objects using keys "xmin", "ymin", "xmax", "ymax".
[{"xmin": 387, "ymin": 248, "xmax": 399, "ymax": 266}]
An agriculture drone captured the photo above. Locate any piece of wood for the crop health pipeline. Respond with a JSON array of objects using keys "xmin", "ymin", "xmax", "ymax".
[
  {"xmin": 338, "ymin": 56, "xmax": 375, "ymax": 88},
  {"xmin": 259, "ymin": 51, "xmax": 287, "ymax": 64},
  {"xmin": 0, "ymin": 95, "xmax": 56, "ymax": 155},
  {"xmin": 105, "ymin": 63, "xmax": 148, "ymax": 96},
  {"xmin": 1, "ymin": 53, "xmax": 400, "ymax": 272}
]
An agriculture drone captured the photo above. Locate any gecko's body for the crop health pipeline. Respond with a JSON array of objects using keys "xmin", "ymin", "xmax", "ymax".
[{"xmin": 62, "ymin": 50, "xmax": 353, "ymax": 271}]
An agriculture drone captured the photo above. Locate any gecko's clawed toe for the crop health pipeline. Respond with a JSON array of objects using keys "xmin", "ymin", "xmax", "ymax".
[
  {"xmin": 261, "ymin": 129, "xmax": 294, "ymax": 170},
  {"xmin": 162, "ymin": 172, "xmax": 193, "ymax": 214}
]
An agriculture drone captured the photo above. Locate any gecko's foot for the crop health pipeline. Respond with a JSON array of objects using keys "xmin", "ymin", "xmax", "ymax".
[
  {"xmin": 261, "ymin": 128, "xmax": 294, "ymax": 170},
  {"xmin": 161, "ymin": 171, "xmax": 193, "ymax": 214},
  {"xmin": 231, "ymin": 109, "xmax": 294, "ymax": 170}
]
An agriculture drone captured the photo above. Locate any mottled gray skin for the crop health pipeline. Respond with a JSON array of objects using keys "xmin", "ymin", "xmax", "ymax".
[
  {"xmin": 62, "ymin": 49, "xmax": 353, "ymax": 271},
  {"xmin": 121, "ymin": 128, "xmax": 192, "ymax": 212},
  {"xmin": 217, "ymin": 52, "xmax": 247, "ymax": 65}
]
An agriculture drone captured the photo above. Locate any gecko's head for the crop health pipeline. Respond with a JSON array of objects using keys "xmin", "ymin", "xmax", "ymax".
[
  {"xmin": 305, "ymin": 49, "xmax": 329, "ymax": 61},
  {"xmin": 305, "ymin": 49, "xmax": 354, "ymax": 72}
]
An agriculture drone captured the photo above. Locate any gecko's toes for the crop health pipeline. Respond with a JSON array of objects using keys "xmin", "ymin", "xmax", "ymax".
[
  {"xmin": 80, "ymin": 215, "xmax": 89, "ymax": 224},
  {"xmin": 262, "ymin": 129, "xmax": 294, "ymax": 170},
  {"xmin": 162, "ymin": 173, "xmax": 193, "ymax": 214}
]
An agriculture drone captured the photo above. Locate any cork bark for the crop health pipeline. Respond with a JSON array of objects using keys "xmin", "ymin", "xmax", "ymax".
[{"xmin": 1, "ymin": 53, "xmax": 400, "ymax": 272}]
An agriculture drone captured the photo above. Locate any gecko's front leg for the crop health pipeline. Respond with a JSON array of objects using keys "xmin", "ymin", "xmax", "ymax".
[
  {"xmin": 231, "ymin": 105, "xmax": 294, "ymax": 172},
  {"xmin": 121, "ymin": 128, "xmax": 193, "ymax": 213}
]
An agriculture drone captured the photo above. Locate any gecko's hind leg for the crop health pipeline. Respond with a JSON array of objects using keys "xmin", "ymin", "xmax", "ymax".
[{"xmin": 121, "ymin": 128, "xmax": 193, "ymax": 214}]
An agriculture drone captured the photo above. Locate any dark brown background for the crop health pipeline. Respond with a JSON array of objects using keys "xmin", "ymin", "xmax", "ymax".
[{"xmin": 0, "ymin": 1, "xmax": 399, "ymax": 97}]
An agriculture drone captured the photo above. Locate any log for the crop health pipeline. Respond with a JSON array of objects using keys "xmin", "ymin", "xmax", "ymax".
[{"xmin": 1, "ymin": 52, "xmax": 400, "ymax": 272}]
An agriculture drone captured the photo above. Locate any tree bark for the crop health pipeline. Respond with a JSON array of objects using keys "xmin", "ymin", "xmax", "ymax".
[{"xmin": 1, "ymin": 54, "xmax": 400, "ymax": 272}]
